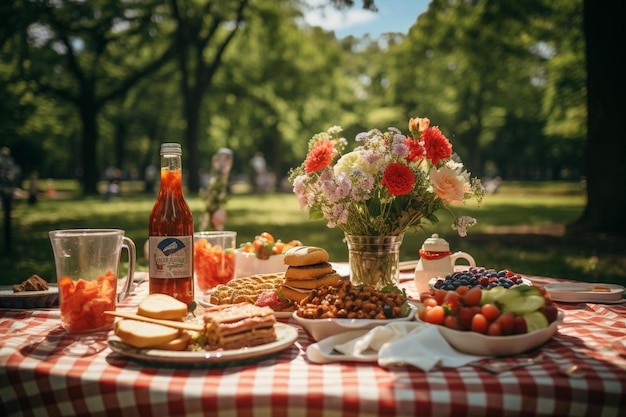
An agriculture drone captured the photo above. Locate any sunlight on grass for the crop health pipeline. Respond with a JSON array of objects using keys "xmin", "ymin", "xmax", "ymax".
[{"xmin": 2, "ymin": 181, "xmax": 624, "ymax": 286}]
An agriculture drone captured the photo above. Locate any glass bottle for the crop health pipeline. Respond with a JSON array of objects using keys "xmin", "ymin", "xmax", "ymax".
[{"xmin": 148, "ymin": 142, "xmax": 194, "ymax": 306}]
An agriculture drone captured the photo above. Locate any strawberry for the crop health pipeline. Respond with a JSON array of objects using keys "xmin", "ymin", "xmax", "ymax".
[{"xmin": 442, "ymin": 291, "xmax": 462, "ymax": 315}]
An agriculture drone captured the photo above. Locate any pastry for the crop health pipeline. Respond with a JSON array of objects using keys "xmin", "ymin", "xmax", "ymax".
[
  {"xmin": 283, "ymin": 246, "xmax": 329, "ymax": 266},
  {"xmin": 12, "ymin": 274, "xmax": 49, "ymax": 293}
]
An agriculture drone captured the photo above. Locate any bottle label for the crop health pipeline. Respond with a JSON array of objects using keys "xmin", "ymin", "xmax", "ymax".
[{"xmin": 148, "ymin": 235, "xmax": 193, "ymax": 279}]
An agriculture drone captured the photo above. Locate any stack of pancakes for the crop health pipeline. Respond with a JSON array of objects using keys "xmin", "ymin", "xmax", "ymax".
[{"xmin": 280, "ymin": 246, "xmax": 341, "ymax": 303}]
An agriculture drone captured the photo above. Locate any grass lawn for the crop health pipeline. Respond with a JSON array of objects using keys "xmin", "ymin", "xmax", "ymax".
[{"xmin": 2, "ymin": 180, "xmax": 625, "ymax": 286}]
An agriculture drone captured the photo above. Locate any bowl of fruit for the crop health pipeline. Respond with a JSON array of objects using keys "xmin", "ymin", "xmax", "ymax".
[
  {"xmin": 235, "ymin": 232, "xmax": 302, "ymax": 278},
  {"xmin": 418, "ymin": 284, "xmax": 562, "ymax": 356}
]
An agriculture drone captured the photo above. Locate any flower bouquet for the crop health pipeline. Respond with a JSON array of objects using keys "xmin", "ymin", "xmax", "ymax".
[{"xmin": 289, "ymin": 116, "xmax": 484, "ymax": 288}]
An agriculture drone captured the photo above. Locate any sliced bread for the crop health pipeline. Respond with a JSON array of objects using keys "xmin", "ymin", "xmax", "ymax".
[
  {"xmin": 137, "ymin": 293, "xmax": 188, "ymax": 320},
  {"xmin": 114, "ymin": 319, "xmax": 180, "ymax": 348}
]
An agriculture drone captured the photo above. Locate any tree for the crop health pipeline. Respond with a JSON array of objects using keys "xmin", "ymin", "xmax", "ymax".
[
  {"xmin": 167, "ymin": 0, "xmax": 251, "ymax": 194},
  {"xmin": 10, "ymin": 0, "xmax": 175, "ymax": 195},
  {"xmin": 570, "ymin": 0, "xmax": 626, "ymax": 236}
]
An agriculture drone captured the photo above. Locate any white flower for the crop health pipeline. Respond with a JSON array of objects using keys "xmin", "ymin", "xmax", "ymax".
[
  {"xmin": 327, "ymin": 125, "xmax": 343, "ymax": 135},
  {"xmin": 452, "ymin": 216, "xmax": 477, "ymax": 237}
]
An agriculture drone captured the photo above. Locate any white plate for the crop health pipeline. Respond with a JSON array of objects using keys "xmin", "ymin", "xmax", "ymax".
[
  {"xmin": 306, "ymin": 330, "xmax": 377, "ymax": 363},
  {"xmin": 0, "ymin": 285, "xmax": 59, "ymax": 309},
  {"xmin": 292, "ymin": 307, "xmax": 416, "ymax": 342},
  {"xmin": 434, "ymin": 312, "xmax": 563, "ymax": 356},
  {"xmin": 108, "ymin": 322, "xmax": 298, "ymax": 365},
  {"xmin": 197, "ymin": 297, "xmax": 294, "ymax": 319},
  {"xmin": 545, "ymin": 282, "xmax": 625, "ymax": 303}
]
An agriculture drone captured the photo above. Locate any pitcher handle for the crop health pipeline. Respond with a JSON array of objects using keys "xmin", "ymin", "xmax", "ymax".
[
  {"xmin": 450, "ymin": 251, "xmax": 476, "ymax": 268},
  {"xmin": 118, "ymin": 236, "xmax": 136, "ymax": 302}
]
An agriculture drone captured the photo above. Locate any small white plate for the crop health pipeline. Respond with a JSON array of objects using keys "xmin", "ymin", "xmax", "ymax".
[
  {"xmin": 108, "ymin": 322, "xmax": 298, "ymax": 365},
  {"xmin": 545, "ymin": 282, "xmax": 625, "ymax": 303},
  {"xmin": 306, "ymin": 330, "xmax": 377, "ymax": 364},
  {"xmin": 434, "ymin": 312, "xmax": 563, "ymax": 356},
  {"xmin": 0, "ymin": 285, "xmax": 59, "ymax": 309},
  {"xmin": 292, "ymin": 307, "xmax": 416, "ymax": 342}
]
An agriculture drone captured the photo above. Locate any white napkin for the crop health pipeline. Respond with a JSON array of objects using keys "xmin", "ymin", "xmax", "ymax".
[{"xmin": 334, "ymin": 322, "xmax": 486, "ymax": 371}]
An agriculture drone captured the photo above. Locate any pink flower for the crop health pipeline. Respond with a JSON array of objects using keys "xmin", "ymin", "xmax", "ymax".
[{"xmin": 430, "ymin": 166, "xmax": 465, "ymax": 204}]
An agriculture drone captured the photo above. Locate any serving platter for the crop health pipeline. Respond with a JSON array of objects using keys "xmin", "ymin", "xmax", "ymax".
[
  {"xmin": 108, "ymin": 322, "xmax": 298, "ymax": 365},
  {"xmin": 0, "ymin": 285, "xmax": 59, "ymax": 309},
  {"xmin": 544, "ymin": 282, "xmax": 625, "ymax": 303}
]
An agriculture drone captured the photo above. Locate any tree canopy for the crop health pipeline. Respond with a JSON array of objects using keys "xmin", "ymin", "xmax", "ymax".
[{"xmin": 3, "ymin": 0, "xmax": 620, "ymax": 236}]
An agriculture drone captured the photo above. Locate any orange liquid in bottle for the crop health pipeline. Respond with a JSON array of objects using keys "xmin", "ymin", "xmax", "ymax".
[{"xmin": 148, "ymin": 158, "xmax": 194, "ymax": 306}]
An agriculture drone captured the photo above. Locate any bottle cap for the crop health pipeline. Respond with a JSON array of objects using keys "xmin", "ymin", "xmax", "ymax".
[
  {"xmin": 421, "ymin": 233, "xmax": 450, "ymax": 252},
  {"xmin": 160, "ymin": 143, "xmax": 182, "ymax": 155}
]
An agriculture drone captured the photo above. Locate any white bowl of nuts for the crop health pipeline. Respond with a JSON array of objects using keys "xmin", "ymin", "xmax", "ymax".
[{"xmin": 291, "ymin": 280, "xmax": 416, "ymax": 341}]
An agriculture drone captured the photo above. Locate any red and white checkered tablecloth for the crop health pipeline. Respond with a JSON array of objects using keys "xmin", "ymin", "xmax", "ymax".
[{"xmin": 1, "ymin": 272, "xmax": 625, "ymax": 417}]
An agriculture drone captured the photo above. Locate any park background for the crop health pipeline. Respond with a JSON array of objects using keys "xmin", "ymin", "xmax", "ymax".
[{"xmin": 1, "ymin": 0, "xmax": 624, "ymax": 286}]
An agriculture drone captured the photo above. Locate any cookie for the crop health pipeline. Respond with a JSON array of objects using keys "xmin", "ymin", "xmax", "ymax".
[
  {"xmin": 279, "ymin": 286, "xmax": 311, "ymax": 303},
  {"xmin": 281, "ymin": 273, "xmax": 342, "ymax": 303},
  {"xmin": 283, "ymin": 272, "xmax": 341, "ymax": 290},
  {"xmin": 284, "ymin": 262, "xmax": 333, "ymax": 280},
  {"xmin": 283, "ymin": 246, "xmax": 329, "ymax": 266}
]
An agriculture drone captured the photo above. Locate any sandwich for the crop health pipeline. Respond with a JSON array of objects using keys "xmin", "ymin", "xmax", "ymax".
[{"xmin": 199, "ymin": 303, "xmax": 277, "ymax": 350}]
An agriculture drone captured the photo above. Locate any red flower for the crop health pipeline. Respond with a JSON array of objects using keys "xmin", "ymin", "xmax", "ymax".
[
  {"xmin": 422, "ymin": 126, "xmax": 452, "ymax": 165},
  {"xmin": 304, "ymin": 139, "xmax": 335, "ymax": 173},
  {"xmin": 382, "ymin": 162, "xmax": 415, "ymax": 195},
  {"xmin": 404, "ymin": 137, "xmax": 425, "ymax": 162}
]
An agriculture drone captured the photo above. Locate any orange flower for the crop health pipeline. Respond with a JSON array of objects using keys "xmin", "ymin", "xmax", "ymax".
[
  {"xmin": 304, "ymin": 139, "xmax": 335, "ymax": 173},
  {"xmin": 422, "ymin": 126, "xmax": 452, "ymax": 165},
  {"xmin": 408, "ymin": 117, "xmax": 430, "ymax": 135},
  {"xmin": 382, "ymin": 162, "xmax": 415, "ymax": 195},
  {"xmin": 404, "ymin": 137, "xmax": 425, "ymax": 162}
]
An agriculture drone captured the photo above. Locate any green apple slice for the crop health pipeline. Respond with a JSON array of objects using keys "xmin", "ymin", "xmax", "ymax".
[
  {"xmin": 500, "ymin": 294, "xmax": 546, "ymax": 315},
  {"xmin": 494, "ymin": 285, "xmax": 541, "ymax": 305},
  {"xmin": 523, "ymin": 311, "xmax": 549, "ymax": 332},
  {"xmin": 481, "ymin": 286, "xmax": 506, "ymax": 305}
]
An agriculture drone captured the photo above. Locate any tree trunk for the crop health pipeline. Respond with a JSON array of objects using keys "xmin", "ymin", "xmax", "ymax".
[
  {"xmin": 80, "ymin": 101, "xmax": 99, "ymax": 196},
  {"xmin": 569, "ymin": 0, "xmax": 626, "ymax": 237},
  {"xmin": 185, "ymin": 88, "xmax": 202, "ymax": 194}
]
